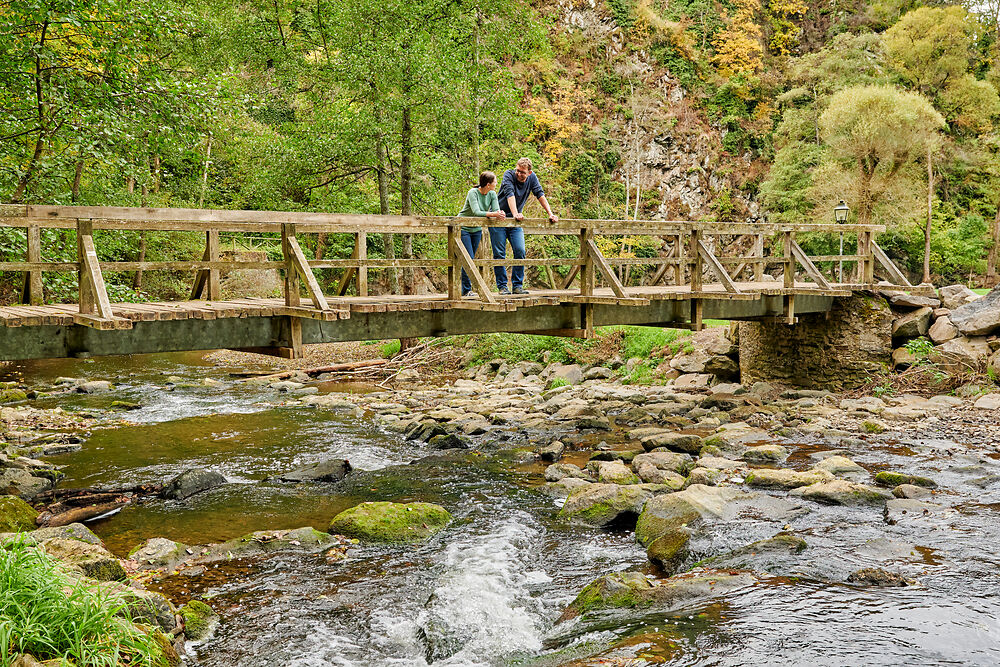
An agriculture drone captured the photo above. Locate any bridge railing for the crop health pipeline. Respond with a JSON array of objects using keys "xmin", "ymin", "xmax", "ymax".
[{"xmin": 0, "ymin": 204, "xmax": 910, "ymax": 330}]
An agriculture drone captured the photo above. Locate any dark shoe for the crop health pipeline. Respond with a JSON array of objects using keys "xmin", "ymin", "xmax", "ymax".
[
  {"xmin": 512, "ymin": 286, "xmax": 529, "ymax": 295},
  {"xmin": 498, "ymin": 287, "xmax": 511, "ymax": 295}
]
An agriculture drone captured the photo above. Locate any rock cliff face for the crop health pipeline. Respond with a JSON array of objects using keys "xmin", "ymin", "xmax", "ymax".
[{"xmin": 550, "ymin": 0, "xmax": 761, "ymax": 222}]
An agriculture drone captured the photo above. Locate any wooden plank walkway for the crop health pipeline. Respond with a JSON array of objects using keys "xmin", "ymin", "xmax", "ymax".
[{"xmin": 0, "ymin": 282, "xmax": 857, "ymax": 329}]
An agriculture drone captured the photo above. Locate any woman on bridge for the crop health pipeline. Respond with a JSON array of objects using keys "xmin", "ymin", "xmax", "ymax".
[{"xmin": 457, "ymin": 171, "xmax": 506, "ymax": 298}]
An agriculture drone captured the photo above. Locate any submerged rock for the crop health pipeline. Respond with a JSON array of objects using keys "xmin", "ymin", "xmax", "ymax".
[
  {"xmin": 0, "ymin": 495, "xmax": 38, "ymax": 532},
  {"xmin": 130, "ymin": 537, "xmax": 189, "ymax": 570},
  {"xmin": 161, "ymin": 468, "xmax": 226, "ymax": 500},
  {"xmin": 559, "ymin": 569, "xmax": 755, "ymax": 622},
  {"xmin": 211, "ymin": 527, "xmax": 339, "ymax": 556},
  {"xmin": 329, "ymin": 502, "xmax": 451, "ymax": 542}
]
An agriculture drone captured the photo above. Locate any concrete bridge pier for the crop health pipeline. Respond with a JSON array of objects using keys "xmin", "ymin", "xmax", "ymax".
[{"xmin": 737, "ymin": 295, "xmax": 893, "ymax": 391}]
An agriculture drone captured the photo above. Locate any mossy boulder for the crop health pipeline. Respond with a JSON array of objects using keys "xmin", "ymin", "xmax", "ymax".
[
  {"xmin": 0, "ymin": 388, "xmax": 28, "ymax": 403},
  {"xmin": 744, "ymin": 468, "xmax": 834, "ymax": 489},
  {"xmin": 558, "ymin": 484, "xmax": 654, "ymax": 528},
  {"xmin": 874, "ymin": 471, "xmax": 937, "ymax": 488},
  {"xmin": 209, "ymin": 526, "xmax": 336, "ymax": 557},
  {"xmin": 149, "ymin": 629, "xmax": 181, "ymax": 667},
  {"xmin": 0, "ymin": 495, "xmax": 39, "ymax": 532},
  {"xmin": 559, "ymin": 571, "xmax": 653, "ymax": 621},
  {"xmin": 646, "ymin": 531, "xmax": 690, "ymax": 574},
  {"xmin": 41, "ymin": 538, "xmax": 127, "ymax": 582},
  {"xmin": 129, "ymin": 537, "xmax": 189, "ymax": 570},
  {"xmin": 180, "ymin": 600, "xmax": 220, "ymax": 641},
  {"xmin": 790, "ymin": 479, "xmax": 891, "ymax": 506},
  {"xmin": 329, "ymin": 502, "xmax": 451, "ymax": 542}
]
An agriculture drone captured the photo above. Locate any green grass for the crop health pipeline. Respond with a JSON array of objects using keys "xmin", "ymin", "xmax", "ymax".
[
  {"xmin": 380, "ymin": 340, "xmax": 401, "ymax": 357},
  {"xmin": 0, "ymin": 538, "xmax": 163, "ymax": 667}
]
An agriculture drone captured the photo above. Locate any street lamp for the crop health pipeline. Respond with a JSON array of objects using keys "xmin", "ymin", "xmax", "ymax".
[{"xmin": 834, "ymin": 200, "xmax": 849, "ymax": 282}]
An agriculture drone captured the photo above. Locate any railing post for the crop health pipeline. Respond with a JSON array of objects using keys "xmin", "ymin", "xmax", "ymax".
[
  {"xmin": 281, "ymin": 222, "xmax": 302, "ymax": 358},
  {"xmin": 356, "ymin": 231, "xmax": 368, "ymax": 297},
  {"xmin": 77, "ymin": 219, "xmax": 94, "ymax": 314},
  {"xmin": 22, "ymin": 224, "xmax": 42, "ymax": 305},
  {"xmin": 580, "ymin": 226, "xmax": 595, "ymax": 296},
  {"xmin": 753, "ymin": 233, "xmax": 764, "ymax": 283},
  {"xmin": 447, "ymin": 224, "xmax": 461, "ymax": 300},
  {"xmin": 207, "ymin": 230, "xmax": 220, "ymax": 300},
  {"xmin": 674, "ymin": 233, "xmax": 684, "ymax": 286},
  {"xmin": 782, "ymin": 230, "xmax": 794, "ymax": 289},
  {"xmin": 864, "ymin": 231, "xmax": 875, "ymax": 284},
  {"xmin": 689, "ymin": 228, "xmax": 702, "ymax": 292}
]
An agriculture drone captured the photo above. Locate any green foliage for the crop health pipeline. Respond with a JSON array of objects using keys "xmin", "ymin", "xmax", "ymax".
[
  {"xmin": 607, "ymin": 0, "xmax": 636, "ymax": 29},
  {"xmin": 0, "ymin": 538, "xmax": 163, "ymax": 666},
  {"xmin": 547, "ymin": 377, "xmax": 570, "ymax": 390},
  {"xmin": 903, "ymin": 338, "xmax": 933, "ymax": 359},
  {"xmin": 617, "ymin": 326, "xmax": 689, "ymax": 359},
  {"xmin": 381, "ymin": 340, "xmax": 401, "ymax": 358}
]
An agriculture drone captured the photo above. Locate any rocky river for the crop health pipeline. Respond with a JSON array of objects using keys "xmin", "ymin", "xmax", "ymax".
[{"xmin": 2, "ymin": 347, "xmax": 1000, "ymax": 666}]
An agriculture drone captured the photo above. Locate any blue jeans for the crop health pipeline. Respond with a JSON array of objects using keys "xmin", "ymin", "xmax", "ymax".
[
  {"xmin": 488, "ymin": 226, "xmax": 526, "ymax": 290},
  {"xmin": 460, "ymin": 228, "xmax": 481, "ymax": 295}
]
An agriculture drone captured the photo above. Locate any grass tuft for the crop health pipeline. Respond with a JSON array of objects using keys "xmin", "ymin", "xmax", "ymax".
[{"xmin": 0, "ymin": 538, "xmax": 163, "ymax": 667}]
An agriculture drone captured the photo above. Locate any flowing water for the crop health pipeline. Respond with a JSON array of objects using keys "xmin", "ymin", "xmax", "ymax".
[{"xmin": 13, "ymin": 353, "xmax": 1000, "ymax": 666}]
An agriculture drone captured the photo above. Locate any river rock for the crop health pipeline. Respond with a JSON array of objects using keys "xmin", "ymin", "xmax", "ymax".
[
  {"xmin": 180, "ymin": 600, "xmax": 220, "ymax": 641},
  {"xmin": 77, "ymin": 380, "xmax": 112, "ymax": 394},
  {"xmin": 874, "ymin": 471, "xmax": 937, "ymax": 488},
  {"xmin": 633, "ymin": 430, "xmax": 702, "ymax": 454},
  {"xmin": 928, "ymin": 316, "xmax": 959, "ymax": 343},
  {"xmin": 814, "ymin": 455, "xmax": 866, "ymax": 476},
  {"xmin": 890, "ymin": 294, "xmax": 940, "ymax": 309},
  {"xmin": 277, "ymin": 458, "xmax": 352, "ymax": 483},
  {"xmin": 703, "ymin": 355, "xmax": 740, "ymax": 380},
  {"xmin": 595, "ymin": 461, "xmax": 640, "ymax": 485},
  {"xmin": 428, "ymin": 433, "xmax": 471, "ymax": 450},
  {"xmin": 545, "ymin": 463, "xmax": 588, "ymax": 481},
  {"xmin": 28, "ymin": 523, "xmax": 103, "ymax": 545},
  {"xmin": 0, "ymin": 468, "xmax": 53, "ymax": 500},
  {"xmin": 161, "ymin": 468, "xmax": 226, "ymax": 500},
  {"xmin": 559, "ymin": 570, "xmax": 755, "ymax": 622},
  {"xmin": 698, "ymin": 533, "xmax": 807, "ymax": 574},
  {"xmin": 549, "ymin": 363, "xmax": 584, "ymax": 385},
  {"xmin": 329, "ymin": 502, "xmax": 451, "ymax": 542},
  {"xmin": 742, "ymin": 444, "xmax": 789, "ymax": 463},
  {"xmin": 130, "ymin": 537, "xmax": 189, "ymax": 570},
  {"xmin": 584, "ymin": 366, "xmax": 613, "ymax": 380},
  {"xmin": 744, "ymin": 468, "xmax": 834, "ymax": 489},
  {"xmin": 632, "ymin": 451, "xmax": 691, "ymax": 474},
  {"xmin": 636, "ymin": 484, "xmax": 748, "ymax": 551},
  {"xmin": 110, "ymin": 585, "xmax": 178, "ymax": 633},
  {"xmin": 211, "ymin": 527, "xmax": 338, "ymax": 557},
  {"xmin": 891, "ymin": 347, "xmax": 918, "ymax": 369},
  {"xmin": 42, "ymin": 538, "xmax": 127, "ymax": 581},
  {"xmin": 892, "ymin": 484, "xmax": 933, "ymax": 499},
  {"xmin": 543, "ymin": 477, "xmax": 592, "ymax": 497},
  {"xmin": 884, "ymin": 498, "xmax": 957, "ymax": 526},
  {"xmin": 634, "ymin": 463, "xmax": 685, "ymax": 488},
  {"xmin": 790, "ymin": 479, "xmax": 890, "ymax": 505},
  {"xmin": 949, "ymin": 286, "xmax": 1000, "ymax": 335},
  {"xmin": 892, "ymin": 307, "xmax": 932, "ymax": 338},
  {"xmin": 673, "ymin": 373, "xmax": 713, "ymax": 390},
  {"xmin": 938, "ymin": 284, "xmax": 980, "ymax": 310},
  {"xmin": 0, "ymin": 495, "xmax": 38, "ymax": 531},
  {"xmin": 302, "ymin": 395, "xmax": 359, "ymax": 411},
  {"xmin": 847, "ymin": 567, "xmax": 908, "ymax": 587},
  {"xmin": 538, "ymin": 440, "xmax": 565, "ymax": 462},
  {"xmin": 669, "ymin": 351, "xmax": 710, "ymax": 373},
  {"xmin": 686, "ymin": 467, "xmax": 722, "ymax": 486},
  {"xmin": 558, "ymin": 483, "xmax": 654, "ymax": 527},
  {"xmin": 973, "ymin": 393, "xmax": 1000, "ymax": 410}
]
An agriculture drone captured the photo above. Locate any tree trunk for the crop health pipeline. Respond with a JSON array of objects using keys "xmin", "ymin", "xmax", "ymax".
[
  {"xmin": 133, "ymin": 234, "xmax": 147, "ymax": 290},
  {"xmin": 923, "ymin": 145, "xmax": 932, "ymax": 284},
  {"xmin": 11, "ymin": 135, "xmax": 44, "ymax": 203},
  {"xmin": 377, "ymin": 136, "xmax": 398, "ymax": 294},
  {"xmin": 71, "ymin": 159, "xmax": 84, "ymax": 202},
  {"xmin": 199, "ymin": 135, "xmax": 212, "ymax": 207},
  {"xmin": 987, "ymin": 206, "xmax": 1000, "ymax": 286}
]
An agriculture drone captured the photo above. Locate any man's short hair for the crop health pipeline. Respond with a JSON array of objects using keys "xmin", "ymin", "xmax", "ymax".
[{"xmin": 516, "ymin": 157, "xmax": 533, "ymax": 171}]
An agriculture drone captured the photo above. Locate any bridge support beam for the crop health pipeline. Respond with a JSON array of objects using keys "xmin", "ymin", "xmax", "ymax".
[{"xmin": 738, "ymin": 294, "xmax": 892, "ymax": 391}]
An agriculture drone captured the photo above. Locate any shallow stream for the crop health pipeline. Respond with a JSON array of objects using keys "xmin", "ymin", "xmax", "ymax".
[{"xmin": 11, "ymin": 353, "xmax": 1000, "ymax": 666}]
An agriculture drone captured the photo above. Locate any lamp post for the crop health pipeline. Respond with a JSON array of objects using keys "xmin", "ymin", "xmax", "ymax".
[{"xmin": 834, "ymin": 200, "xmax": 849, "ymax": 283}]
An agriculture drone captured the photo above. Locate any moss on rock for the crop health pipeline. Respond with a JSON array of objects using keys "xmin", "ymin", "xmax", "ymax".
[
  {"xmin": 329, "ymin": 501, "xmax": 451, "ymax": 542},
  {"xmin": 180, "ymin": 600, "xmax": 219, "ymax": 641},
  {"xmin": 646, "ymin": 531, "xmax": 690, "ymax": 574},
  {"xmin": 560, "ymin": 571, "xmax": 653, "ymax": 621},
  {"xmin": 874, "ymin": 471, "xmax": 937, "ymax": 488},
  {"xmin": 0, "ymin": 495, "xmax": 39, "ymax": 532}
]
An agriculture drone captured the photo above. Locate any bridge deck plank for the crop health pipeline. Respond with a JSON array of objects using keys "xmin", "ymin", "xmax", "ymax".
[{"xmin": 0, "ymin": 281, "xmax": 880, "ymax": 329}]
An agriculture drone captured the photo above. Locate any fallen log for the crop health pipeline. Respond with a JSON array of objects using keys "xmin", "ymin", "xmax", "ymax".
[
  {"xmin": 36, "ymin": 499, "xmax": 131, "ymax": 527},
  {"xmin": 33, "ymin": 484, "xmax": 162, "ymax": 503}
]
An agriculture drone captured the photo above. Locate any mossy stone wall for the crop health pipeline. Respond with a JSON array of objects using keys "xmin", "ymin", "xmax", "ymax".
[{"xmin": 738, "ymin": 295, "xmax": 892, "ymax": 390}]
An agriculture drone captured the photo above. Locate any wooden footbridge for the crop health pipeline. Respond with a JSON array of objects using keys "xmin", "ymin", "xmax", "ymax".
[{"xmin": 0, "ymin": 205, "xmax": 916, "ymax": 361}]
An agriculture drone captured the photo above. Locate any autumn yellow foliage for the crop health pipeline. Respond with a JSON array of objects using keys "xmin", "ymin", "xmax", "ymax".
[{"xmin": 712, "ymin": 0, "xmax": 764, "ymax": 77}]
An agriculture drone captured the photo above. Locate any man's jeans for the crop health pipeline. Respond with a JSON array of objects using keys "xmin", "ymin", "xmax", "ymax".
[
  {"xmin": 488, "ymin": 226, "xmax": 526, "ymax": 290},
  {"xmin": 460, "ymin": 228, "xmax": 482, "ymax": 295}
]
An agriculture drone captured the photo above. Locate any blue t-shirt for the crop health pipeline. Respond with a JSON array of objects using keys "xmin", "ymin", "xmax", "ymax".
[{"xmin": 498, "ymin": 169, "xmax": 544, "ymax": 217}]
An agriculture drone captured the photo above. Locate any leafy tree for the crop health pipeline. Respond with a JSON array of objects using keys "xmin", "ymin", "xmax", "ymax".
[
  {"xmin": 712, "ymin": 0, "xmax": 764, "ymax": 77},
  {"xmin": 819, "ymin": 84, "xmax": 944, "ymax": 226}
]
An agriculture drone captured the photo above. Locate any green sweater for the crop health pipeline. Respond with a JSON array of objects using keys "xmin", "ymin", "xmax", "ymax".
[{"xmin": 457, "ymin": 187, "xmax": 499, "ymax": 231}]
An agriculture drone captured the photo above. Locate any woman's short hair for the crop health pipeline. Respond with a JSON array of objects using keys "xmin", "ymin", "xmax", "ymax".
[{"xmin": 478, "ymin": 171, "xmax": 496, "ymax": 188}]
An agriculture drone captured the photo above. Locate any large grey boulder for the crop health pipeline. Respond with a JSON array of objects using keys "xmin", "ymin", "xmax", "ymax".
[
  {"xmin": 931, "ymin": 336, "xmax": 991, "ymax": 370},
  {"xmin": 558, "ymin": 483, "xmax": 654, "ymax": 527},
  {"xmin": 549, "ymin": 364, "xmax": 584, "ymax": 386},
  {"xmin": 889, "ymin": 294, "xmax": 940, "ymax": 309},
  {"xmin": 938, "ymin": 284, "xmax": 981, "ymax": 310},
  {"xmin": 161, "ymin": 468, "xmax": 226, "ymax": 500},
  {"xmin": 891, "ymin": 307, "xmax": 932, "ymax": 339},
  {"xmin": 949, "ymin": 286, "xmax": 1000, "ymax": 335}
]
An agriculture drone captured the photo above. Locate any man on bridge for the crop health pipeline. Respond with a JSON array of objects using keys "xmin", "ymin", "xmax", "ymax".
[{"xmin": 491, "ymin": 157, "xmax": 558, "ymax": 295}]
